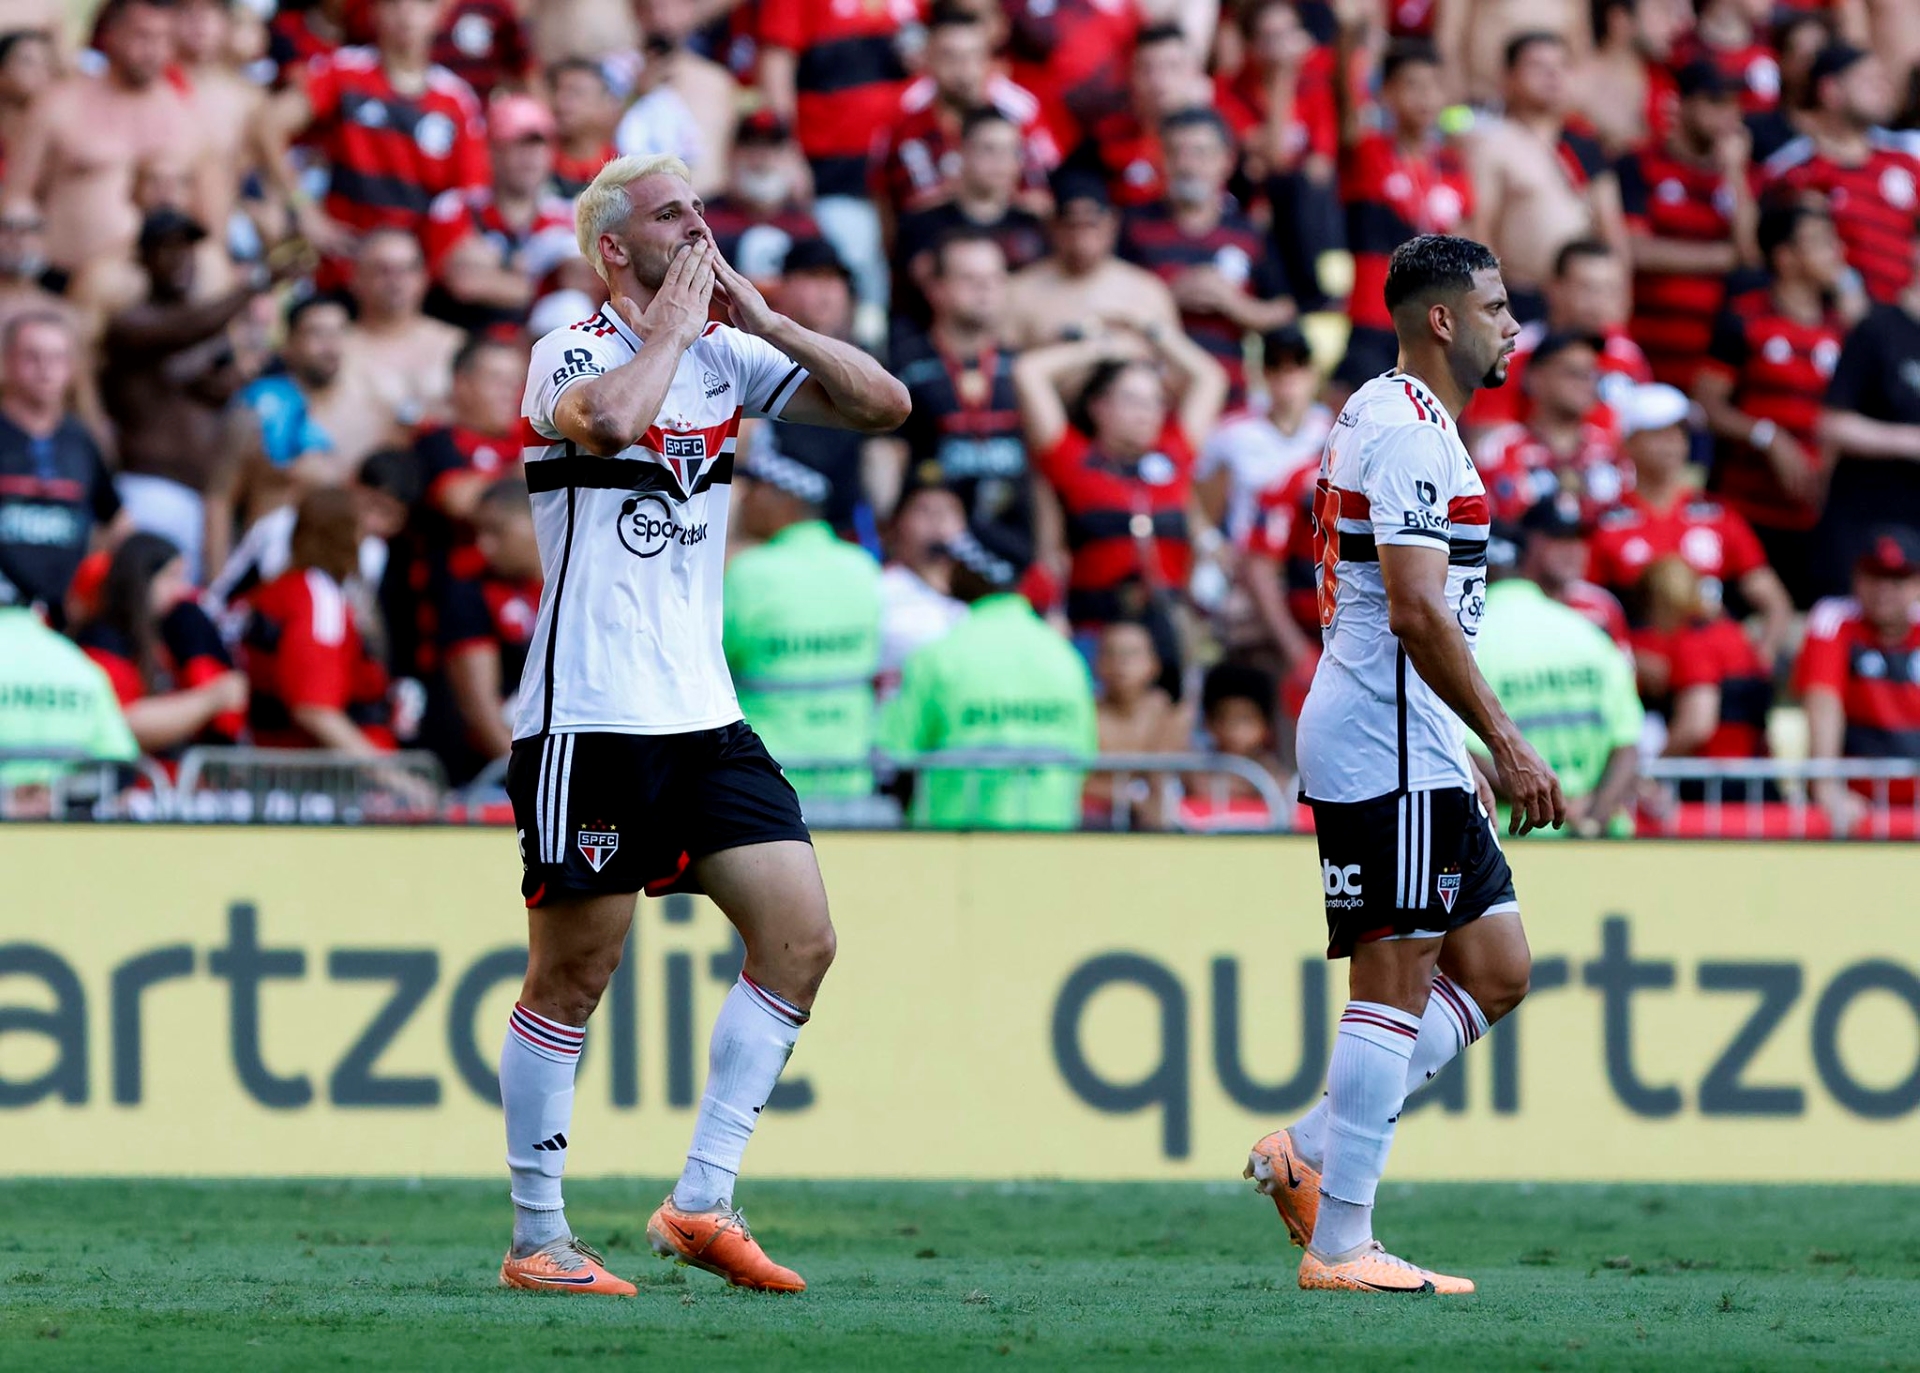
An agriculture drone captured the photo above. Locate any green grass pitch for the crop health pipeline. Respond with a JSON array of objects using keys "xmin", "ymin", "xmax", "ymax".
[{"xmin": 2, "ymin": 1180, "xmax": 1917, "ymax": 1371}]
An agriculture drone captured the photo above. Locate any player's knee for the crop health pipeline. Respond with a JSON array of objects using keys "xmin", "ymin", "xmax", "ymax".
[
  {"xmin": 790, "ymin": 918, "xmax": 836, "ymax": 983},
  {"xmin": 528, "ymin": 948, "xmax": 623, "ymax": 1023},
  {"xmin": 1483, "ymin": 953, "xmax": 1531, "ymax": 1022}
]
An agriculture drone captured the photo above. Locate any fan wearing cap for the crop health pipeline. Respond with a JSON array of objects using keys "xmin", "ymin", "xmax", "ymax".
[
  {"xmin": 1670, "ymin": 0, "xmax": 1783, "ymax": 117},
  {"xmin": 1471, "ymin": 332, "xmax": 1630, "ymax": 523},
  {"xmin": 1468, "ymin": 516, "xmax": 1644, "ymax": 837},
  {"xmin": 1616, "ymin": 59, "xmax": 1759, "ymax": 392},
  {"xmin": 1587, "ymin": 382, "xmax": 1794, "ymax": 663},
  {"xmin": 1692, "ymin": 201, "xmax": 1855, "ymax": 605},
  {"xmin": 1005, "ymin": 171, "xmax": 1180, "ymax": 350},
  {"xmin": 700, "ymin": 110, "xmax": 820, "ymax": 286},
  {"xmin": 1520, "ymin": 497, "xmax": 1631, "ymax": 651},
  {"xmin": 103, "ymin": 209, "xmax": 304, "ymax": 582},
  {"xmin": 878, "ymin": 523, "xmax": 1097, "ymax": 831},
  {"xmin": 422, "ymin": 94, "xmax": 577, "ymax": 331},
  {"xmin": 1796, "ymin": 527, "xmax": 1920, "ymax": 827},
  {"xmin": 724, "ymin": 443, "xmax": 882, "ymax": 799},
  {"xmin": 1762, "ymin": 45, "xmax": 1920, "ymax": 305}
]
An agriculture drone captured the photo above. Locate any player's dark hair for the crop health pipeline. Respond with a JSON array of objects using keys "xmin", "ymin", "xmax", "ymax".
[
  {"xmin": 1201, "ymin": 662, "xmax": 1276, "ymax": 728},
  {"xmin": 285, "ymin": 292, "xmax": 345, "ymax": 333},
  {"xmin": 1135, "ymin": 21, "xmax": 1188, "ymax": 52},
  {"xmin": 1160, "ymin": 106, "xmax": 1232, "ymax": 144},
  {"xmin": 1551, "ymin": 237, "xmax": 1613, "ymax": 279},
  {"xmin": 546, "ymin": 56, "xmax": 611, "ymax": 92},
  {"xmin": 1504, "ymin": 29, "xmax": 1565, "ymax": 71},
  {"xmin": 1382, "ymin": 39, "xmax": 1442, "ymax": 84},
  {"xmin": 0, "ymin": 28, "xmax": 51, "ymax": 67},
  {"xmin": 357, "ymin": 447, "xmax": 425, "ymax": 510},
  {"xmin": 960, "ymin": 104, "xmax": 1016, "ymax": 141},
  {"xmin": 926, "ymin": 1, "xmax": 983, "ymax": 33},
  {"xmin": 1071, "ymin": 357, "xmax": 1159, "ymax": 437},
  {"xmin": 94, "ymin": 531, "xmax": 182, "ymax": 688},
  {"xmin": 930, "ymin": 224, "xmax": 1005, "ymax": 277},
  {"xmin": 1383, "ymin": 234, "xmax": 1500, "ymax": 315},
  {"xmin": 453, "ymin": 330, "xmax": 517, "ymax": 377},
  {"xmin": 1756, "ymin": 199, "xmax": 1827, "ymax": 268}
]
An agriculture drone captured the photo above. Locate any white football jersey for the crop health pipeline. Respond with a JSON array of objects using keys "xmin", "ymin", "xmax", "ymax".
[
  {"xmin": 512, "ymin": 307, "xmax": 811, "ymax": 739},
  {"xmin": 1296, "ymin": 370, "xmax": 1491, "ymax": 803}
]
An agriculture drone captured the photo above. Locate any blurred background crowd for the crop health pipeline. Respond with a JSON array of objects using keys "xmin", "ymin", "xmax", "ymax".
[{"xmin": 2, "ymin": 0, "xmax": 1919, "ymax": 836}]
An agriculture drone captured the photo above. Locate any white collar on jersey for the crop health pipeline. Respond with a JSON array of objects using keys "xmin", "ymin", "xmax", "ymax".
[{"xmin": 602, "ymin": 303, "xmax": 643, "ymax": 350}]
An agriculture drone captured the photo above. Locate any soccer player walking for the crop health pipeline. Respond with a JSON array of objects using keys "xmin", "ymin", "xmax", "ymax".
[
  {"xmin": 1245, "ymin": 235, "xmax": 1565, "ymax": 1293},
  {"xmin": 496, "ymin": 154, "xmax": 908, "ymax": 1296}
]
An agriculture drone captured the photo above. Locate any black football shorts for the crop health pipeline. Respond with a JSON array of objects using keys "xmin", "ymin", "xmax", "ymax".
[
  {"xmin": 507, "ymin": 722, "xmax": 811, "ymax": 907},
  {"xmin": 1308, "ymin": 786, "xmax": 1518, "ymax": 959}
]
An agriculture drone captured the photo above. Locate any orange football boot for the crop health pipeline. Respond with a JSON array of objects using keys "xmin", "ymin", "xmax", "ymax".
[
  {"xmin": 499, "ymin": 1236, "xmax": 637, "ymax": 1296},
  {"xmin": 1245, "ymin": 1128, "xmax": 1321, "ymax": 1248},
  {"xmin": 646, "ymin": 1197, "xmax": 805, "ymax": 1292},
  {"xmin": 1298, "ymin": 1240, "xmax": 1475, "ymax": 1295}
]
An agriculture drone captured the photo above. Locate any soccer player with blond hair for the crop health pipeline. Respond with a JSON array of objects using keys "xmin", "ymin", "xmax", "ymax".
[
  {"xmin": 495, "ymin": 153, "xmax": 908, "ymax": 1296},
  {"xmin": 1244, "ymin": 234, "xmax": 1566, "ymax": 1293}
]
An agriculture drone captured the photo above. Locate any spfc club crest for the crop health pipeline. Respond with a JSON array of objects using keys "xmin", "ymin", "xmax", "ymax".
[
  {"xmin": 1436, "ymin": 871, "xmax": 1462, "ymax": 914},
  {"xmin": 577, "ymin": 826, "xmax": 620, "ymax": 872}
]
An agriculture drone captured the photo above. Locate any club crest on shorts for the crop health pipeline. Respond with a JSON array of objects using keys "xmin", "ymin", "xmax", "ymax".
[
  {"xmin": 1436, "ymin": 870, "xmax": 1462, "ymax": 914},
  {"xmin": 577, "ymin": 824, "xmax": 620, "ymax": 872}
]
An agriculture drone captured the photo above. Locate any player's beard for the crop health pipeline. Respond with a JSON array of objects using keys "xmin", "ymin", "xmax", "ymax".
[{"xmin": 1480, "ymin": 349, "xmax": 1512, "ymax": 390}]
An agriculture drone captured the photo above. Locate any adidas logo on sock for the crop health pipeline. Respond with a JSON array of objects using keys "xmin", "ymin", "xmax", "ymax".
[{"xmin": 532, "ymin": 1132, "xmax": 568, "ymax": 1152}]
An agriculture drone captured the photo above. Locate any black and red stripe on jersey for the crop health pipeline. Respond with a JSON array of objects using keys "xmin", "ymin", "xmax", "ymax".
[
  {"xmin": 1119, "ymin": 201, "xmax": 1290, "ymax": 404},
  {"xmin": 1661, "ymin": 612, "xmax": 1773, "ymax": 757},
  {"xmin": 440, "ymin": 569, "xmax": 541, "ymax": 696},
  {"xmin": 1074, "ymin": 108, "xmax": 1167, "ymax": 208},
  {"xmin": 1671, "ymin": 37, "xmax": 1781, "ymax": 115},
  {"xmin": 701, "ymin": 194, "xmax": 822, "ymax": 274},
  {"xmin": 1470, "ymin": 420, "xmax": 1629, "ymax": 524},
  {"xmin": 1763, "ymin": 133, "xmax": 1920, "ymax": 303},
  {"xmin": 1314, "ymin": 480, "xmax": 1492, "ymax": 566},
  {"xmin": 405, "ymin": 423, "xmax": 519, "ymax": 674},
  {"xmin": 758, "ymin": 0, "xmax": 913, "ymax": 197},
  {"xmin": 1340, "ymin": 133, "xmax": 1474, "ymax": 332},
  {"xmin": 872, "ymin": 75, "xmax": 1059, "ymax": 215},
  {"xmin": 431, "ymin": 0, "xmax": 533, "ymax": 101},
  {"xmin": 1618, "ymin": 144, "xmax": 1748, "ymax": 388},
  {"xmin": 1698, "ymin": 288, "xmax": 1844, "ymax": 531},
  {"xmin": 1040, "ymin": 422, "xmax": 1197, "ymax": 626},
  {"xmin": 300, "ymin": 47, "xmax": 489, "ymax": 248},
  {"xmin": 268, "ymin": 8, "xmax": 342, "ymax": 85},
  {"xmin": 893, "ymin": 336, "xmax": 1033, "ymax": 545},
  {"xmin": 422, "ymin": 186, "xmax": 575, "ymax": 281}
]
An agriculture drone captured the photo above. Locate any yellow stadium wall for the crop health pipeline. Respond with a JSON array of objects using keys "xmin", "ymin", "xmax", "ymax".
[{"xmin": 1, "ymin": 828, "xmax": 1917, "ymax": 1182}]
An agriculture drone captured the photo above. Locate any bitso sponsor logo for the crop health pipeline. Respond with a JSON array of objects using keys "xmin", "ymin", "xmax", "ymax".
[{"xmin": 617, "ymin": 494, "xmax": 708, "ymax": 559}]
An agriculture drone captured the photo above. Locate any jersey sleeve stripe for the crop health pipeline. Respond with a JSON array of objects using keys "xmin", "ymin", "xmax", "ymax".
[
  {"xmin": 525, "ymin": 452, "xmax": 736, "ymax": 496},
  {"xmin": 1329, "ymin": 484, "xmax": 1371, "ymax": 516},
  {"xmin": 765, "ymin": 364, "xmax": 810, "ymax": 417}
]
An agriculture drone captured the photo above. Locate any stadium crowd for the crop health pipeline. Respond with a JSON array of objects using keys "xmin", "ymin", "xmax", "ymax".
[{"xmin": 1, "ymin": 0, "xmax": 1919, "ymax": 835}]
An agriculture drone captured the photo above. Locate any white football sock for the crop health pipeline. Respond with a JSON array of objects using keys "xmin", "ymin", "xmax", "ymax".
[
  {"xmin": 500, "ymin": 1002, "xmax": 584, "ymax": 1256},
  {"xmin": 1310, "ymin": 1000, "xmax": 1419, "ymax": 1257},
  {"xmin": 672, "ymin": 975, "xmax": 807, "ymax": 1213},
  {"xmin": 1287, "ymin": 973, "xmax": 1488, "ymax": 1172}
]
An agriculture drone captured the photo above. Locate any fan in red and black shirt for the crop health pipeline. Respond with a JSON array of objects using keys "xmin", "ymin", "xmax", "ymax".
[
  {"xmin": 1332, "ymin": 32, "xmax": 1476, "ymax": 389},
  {"xmin": 758, "ymin": 0, "xmax": 913, "ymax": 200},
  {"xmin": 268, "ymin": 0, "xmax": 347, "ymax": 84},
  {"xmin": 240, "ymin": 488, "xmax": 395, "ymax": 753},
  {"xmin": 547, "ymin": 58, "xmax": 619, "ymax": 198},
  {"xmin": 870, "ymin": 7, "xmax": 1058, "ymax": 220},
  {"xmin": 1797, "ymin": 528, "xmax": 1920, "ymax": 816},
  {"xmin": 76, "ymin": 531, "xmax": 248, "ymax": 756},
  {"xmin": 1634, "ymin": 554, "xmax": 1772, "ymax": 783},
  {"xmin": 427, "ymin": 475, "xmax": 540, "ymax": 782},
  {"xmin": 1761, "ymin": 45, "xmax": 1920, "ymax": 304},
  {"xmin": 701, "ymin": 110, "xmax": 823, "ymax": 285},
  {"xmin": 1671, "ymin": 0, "xmax": 1782, "ymax": 117},
  {"xmin": 1617, "ymin": 61, "xmax": 1759, "ymax": 390},
  {"xmin": 1692, "ymin": 201, "xmax": 1854, "ymax": 604},
  {"xmin": 1588, "ymin": 382, "xmax": 1795, "ymax": 660},
  {"xmin": 430, "ymin": 0, "xmax": 532, "ymax": 101},
  {"xmin": 1119, "ymin": 111, "xmax": 1294, "ymax": 407},
  {"xmin": 1015, "ymin": 326, "xmax": 1228, "ymax": 636},
  {"xmin": 1471, "ymin": 333, "xmax": 1630, "ymax": 522},
  {"xmin": 893, "ymin": 229, "xmax": 1036, "ymax": 556},
  {"xmin": 276, "ymin": 0, "xmax": 489, "ymax": 286},
  {"xmin": 420, "ymin": 95, "xmax": 576, "ymax": 332},
  {"xmin": 1069, "ymin": 23, "xmax": 1210, "ymax": 209},
  {"xmin": 1215, "ymin": 0, "xmax": 1338, "ymax": 182},
  {"xmin": 1004, "ymin": 0, "xmax": 1140, "ymax": 147}
]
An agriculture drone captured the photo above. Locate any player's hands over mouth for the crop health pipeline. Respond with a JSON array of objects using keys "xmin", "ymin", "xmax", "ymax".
[
  {"xmin": 711, "ymin": 247, "xmax": 782, "ymax": 336},
  {"xmin": 1493, "ymin": 730, "xmax": 1566, "ymax": 836},
  {"xmin": 635, "ymin": 237, "xmax": 717, "ymax": 346}
]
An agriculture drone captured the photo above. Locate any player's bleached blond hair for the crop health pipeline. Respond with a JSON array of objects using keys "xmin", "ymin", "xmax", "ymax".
[{"xmin": 575, "ymin": 153, "xmax": 694, "ymax": 283}]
